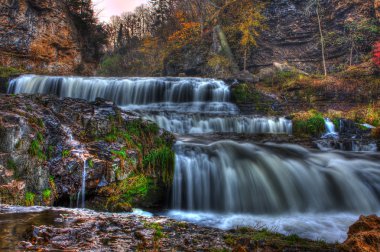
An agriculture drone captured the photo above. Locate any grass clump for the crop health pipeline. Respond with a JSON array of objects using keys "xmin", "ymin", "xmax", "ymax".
[
  {"xmin": 28, "ymin": 132, "xmax": 46, "ymax": 161},
  {"xmin": 143, "ymin": 145, "xmax": 175, "ymax": 184},
  {"xmin": 42, "ymin": 189, "xmax": 51, "ymax": 204},
  {"xmin": 25, "ymin": 192, "xmax": 35, "ymax": 206}
]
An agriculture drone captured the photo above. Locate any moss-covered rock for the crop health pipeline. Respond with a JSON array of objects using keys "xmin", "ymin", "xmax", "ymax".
[{"xmin": 0, "ymin": 94, "xmax": 175, "ymax": 210}]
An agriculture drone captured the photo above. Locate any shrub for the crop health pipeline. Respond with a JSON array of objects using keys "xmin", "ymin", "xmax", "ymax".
[
  {"xmin": 98, "ymin": 54, "xmax": 124, "ymax": 76},
  {"xmin": 293, "ymin": 111, "xmax": 326, "ymax": 137}
]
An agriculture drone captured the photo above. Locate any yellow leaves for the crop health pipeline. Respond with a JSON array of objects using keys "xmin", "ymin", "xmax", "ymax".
[
  {"xmin": 168, "ymin": 22, "xmax": 201, "ymax": 50},
  {"xmin": 222, "ymin": 0, "xmax": 267, "ymax": 49}
]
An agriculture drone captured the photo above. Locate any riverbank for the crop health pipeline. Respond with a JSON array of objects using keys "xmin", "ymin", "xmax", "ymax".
[{"xmin": 0, "ymin": 205, "xmax": 357, "ymax": 251}]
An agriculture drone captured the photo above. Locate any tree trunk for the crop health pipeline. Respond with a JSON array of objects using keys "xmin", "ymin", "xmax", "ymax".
[
  {"xmin": 214, "ymin": 25, "xmax": 239, "ymax": 74},
  {"xmin": 243, "ymin": 47, "xmax": 247, "ymax": 71},
  {"xmin": 349, "ymin": 41, "xmax": 354, "ymax": 66},
  {"xmin": 316, "ymin": 5, "xmax": 327, "ymax": 76}
]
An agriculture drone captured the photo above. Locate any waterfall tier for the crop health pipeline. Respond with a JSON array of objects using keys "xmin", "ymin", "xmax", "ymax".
[
  {"xmin": 8, "ymin": 75, "xmax": 230, "ymax": 105},
  {"xmin": 173, "ymin": 140, "xmax": 380, "ymax": 213}
]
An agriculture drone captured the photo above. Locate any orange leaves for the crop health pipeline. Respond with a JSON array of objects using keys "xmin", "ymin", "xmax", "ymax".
[{"xmin": 168, "ymin": 22, "xmax": 201, "ymax": 49}]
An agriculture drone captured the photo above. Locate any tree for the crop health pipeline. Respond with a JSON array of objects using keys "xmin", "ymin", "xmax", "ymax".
[
  {"xmin": 306, "ymin": 0, "xmax": 327, "ymax": 76},
  {"xmin": 344, "ymin": 19, "xmax": 380, "ymax": 66},
  {"xmin": 236, "ymin": 1, "xmax": 266, "ymax": 71}
]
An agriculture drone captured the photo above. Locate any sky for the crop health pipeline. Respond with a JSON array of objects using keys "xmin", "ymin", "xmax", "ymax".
[{"xmin": 94, "ymin": 0, "xmax": 148, "ymax": 22}]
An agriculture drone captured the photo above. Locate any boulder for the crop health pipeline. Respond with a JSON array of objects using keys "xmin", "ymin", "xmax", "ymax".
[{"xmin": 343, "ymin": 215, "xmax": 380, "ymax": 252}]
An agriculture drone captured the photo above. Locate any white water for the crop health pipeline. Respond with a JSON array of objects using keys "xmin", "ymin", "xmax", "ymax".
[
  {"xmin": 8, "ymin": 75, "xmax": 380, "ymax": 243},
  {"xmin": 172, "ymin": 140, "xmax": 380, "ymax": 213},
  {"xmin": 143, "ymin": 114, "xmax": 292, "ymax": 135},
  {"xmin": 322, "ymin": 118, "xmax": 338, "ymax": 138},
  {"xmin": 62, "ymin": 126, "xmax": 88, "ymax": 208},
  {"xmin": 166, "ymin": 211, "xmax": 374, "ymax": 243}
]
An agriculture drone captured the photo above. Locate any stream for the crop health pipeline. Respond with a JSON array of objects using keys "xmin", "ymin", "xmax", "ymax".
[{"xmin": 5, "ymin": 75, "xmax": 380, "ymax": 244}]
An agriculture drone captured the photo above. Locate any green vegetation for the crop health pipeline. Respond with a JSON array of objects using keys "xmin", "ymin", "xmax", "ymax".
[
  {"xmin": 143, "ymin": 145, "xmax": 175, "ymax": 184},
  {"xmin": 25, "ymin": 192, "xmax": 35, "ymax": 206},
  {"xmin": 100, "ymin": 173, "xmax": 154, "ymax": 211},
  {"xmin": 0, "ymin": 66, "xmax": 25, "ymax": 78},
  {"xmin": 42, "ymin": 189, "xmax": 51, "ymax": 204},
  {"xmin": 62, "ymin": 149, "xmax": 71, "ymax": 158},
  {"xmin": 293, "ymin": 110, "xmax": 326, "ymax": 137},
  {"xmin": 224, "ymin": 227, "xmax": 335, "ymax": 251},
  {"xmin": 144, "ymin": 222, "xmax": 166, "ymax": 241},
  {"xmin": 28, "ymin": 132, "xmax": 47, "ymax": 161}
]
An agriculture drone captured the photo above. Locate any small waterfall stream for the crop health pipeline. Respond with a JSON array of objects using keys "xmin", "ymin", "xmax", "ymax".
[
  {"xmin": 8, "ymin": 75, "xmax": 380, "ymax": 242},
  {"xmin": 322, "ymin": 118, "xmax": 338, "ymax": 138},
  {"xmin": 62, "ymin": 126, "xmax": 88, "ymax": 208}
]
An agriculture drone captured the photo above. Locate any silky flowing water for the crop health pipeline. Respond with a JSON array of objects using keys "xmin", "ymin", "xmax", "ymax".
[{"xmin": 6, "ymin": 75, "xmax": 380, "ymax": 243}]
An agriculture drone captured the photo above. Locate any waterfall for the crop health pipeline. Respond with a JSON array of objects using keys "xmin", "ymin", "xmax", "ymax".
[
  {"xmin": 172, "ymin": 140, "xmax": 380, "ymax": 213},
  {"xmin": 323, "ymin": 118, "xmax": 338, "ymax": 138},
  {"xmin": 144, "ymin": 114, "xmax": 292, "ymax": 135},
  {"xmin": 7, "ymin": 74, "xmax": 380, "ymax": 242},
  {"xmin": 8, "ymin": 75, "xmax": 231, "ymax": 105},
  {"xmin": 9, "ymin": 75, "xmax": 292, "ymax": 135},
  {"xmin": 62, "ymin": 125, "xmax": 88, "ymax": 208}
]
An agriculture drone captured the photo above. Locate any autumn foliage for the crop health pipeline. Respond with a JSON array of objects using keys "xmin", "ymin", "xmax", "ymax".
[{"xmin": 374, "ymin": 41, "xmax": 380, "ymax": 67}]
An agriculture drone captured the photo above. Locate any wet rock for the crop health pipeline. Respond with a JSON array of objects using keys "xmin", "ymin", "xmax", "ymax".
[
  {"xmin": 0, "ymin": 94, "xmax": 175, "ymax": 210},
  {"xmin": 343, "ymin": 215, "xmax": 380, "ymax": 252}
]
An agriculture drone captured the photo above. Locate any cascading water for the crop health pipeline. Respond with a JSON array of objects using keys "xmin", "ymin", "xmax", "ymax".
[
  {"xmin": 172, "ymin": 140, "xmax": 380, "ymax": 213},
  {"xmin": 62, "ymin": 125, "xmax": 88, "ymax": 208},
  {"xmin": 8, "ymin": 75, "xmax": 380, "ymax": 242},
  {"xmin": 322, "ymin": 118, "xmax": 338, "ymax": 138},
  {"xmin": 143, "ymin": 114, "xmax": 292, "ymax": 135}
]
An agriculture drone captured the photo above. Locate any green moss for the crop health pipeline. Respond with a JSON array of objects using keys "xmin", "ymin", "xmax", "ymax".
[
  {"xmin": 0, "ymin": 66, "xmax": 25, "ymax": 78},
  {"xmin": 224, "ymin": 227, "xmax": 332, "ymax": 251},
  {"xmin": 144, "ymin": 222, "xmax": 166, "ymax": 241},
  {"xmin": 29, "ymin": 133, "xmax": 47, "ymax": 161},
  {"xmin": 25, "ymin": 192, "xmax": 35, "ymax": 206},
  {"xmin": 100, "ymin": 173, "xmax": 155, "ymax": 210}
]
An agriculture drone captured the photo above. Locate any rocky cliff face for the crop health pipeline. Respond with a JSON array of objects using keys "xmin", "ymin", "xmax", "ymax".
[
  {"xmin": 249, "ymin": 0, "xmax": 377, "ymax": 73},
  {"xmin": 0, "ymin": 94, "xmax": 175, "ymax": 210},
  {"xmin": 164, "ymin": 0, "xmax": 378, "ymax": 76},
  {"xmin": 0, "ymin": 0, "xmax": 95, "ymax": 74}
]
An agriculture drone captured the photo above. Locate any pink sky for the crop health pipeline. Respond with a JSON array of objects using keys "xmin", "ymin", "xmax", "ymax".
[{"xmin": 94, "ymin": 0, "xmax": 148, "ymax": 22}]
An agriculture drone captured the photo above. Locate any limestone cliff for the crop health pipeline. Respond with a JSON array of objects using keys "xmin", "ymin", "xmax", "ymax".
[
  {"xmin": 249, "ymin": 0, "xmax": 377, "ymax": 72},
  {"xmin": 164, "ymin": 0, "xmax": 378, "ymax": 76},
  {"xmin": 0, "ymin": 0, "xmax": 97, "ymax": 74}
]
